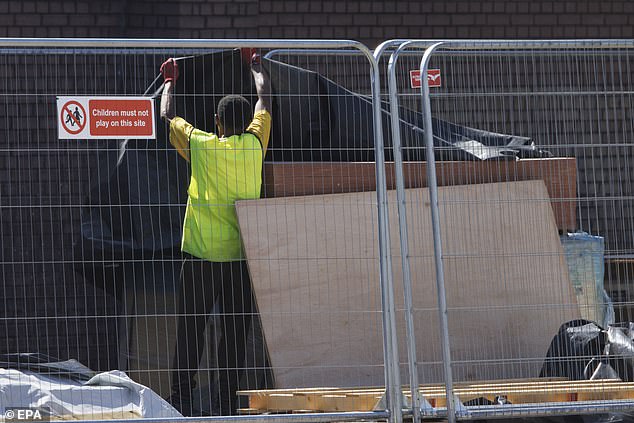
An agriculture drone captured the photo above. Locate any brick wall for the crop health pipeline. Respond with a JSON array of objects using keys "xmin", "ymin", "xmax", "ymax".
[
  {"xmin": 1, "ymin": 1, "xmax": 634, "ymax": 42},
  {"xmin": 2, "ymin": 0, "xmax": 634, "ymax": 370}
]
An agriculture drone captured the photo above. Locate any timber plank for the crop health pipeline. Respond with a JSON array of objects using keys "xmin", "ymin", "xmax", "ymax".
[
  {"xmin": 239, "ymin": 380, "xmax": 634, "ymax": 414},
  {"xmin": 262, "ymin": 158, "xmax": 578, "ymax": 230}
]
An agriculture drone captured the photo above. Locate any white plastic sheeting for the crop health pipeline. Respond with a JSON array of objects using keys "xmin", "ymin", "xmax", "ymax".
[
  {"xmin": 0, "ymin": 369, "xmax": 182, "ymax": 419},
  {"xmin": 561, "ymin": 232, "xmax": 614, "ymax": 328}
]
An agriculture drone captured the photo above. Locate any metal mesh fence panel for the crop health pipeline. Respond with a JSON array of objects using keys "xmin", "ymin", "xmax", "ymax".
[
  {"xmin": 387, "ymin": 40, "xmax": 634, "ymax": 421},
  {"xmin": 0, "ymin": 40, "xmax": 395, "ymax": 422}
]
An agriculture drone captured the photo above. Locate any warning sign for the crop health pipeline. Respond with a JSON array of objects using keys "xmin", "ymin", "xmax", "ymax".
[
  {"xmin": 57, "ymin": 96, "xmax": 155, "ymax": 139},
  {"xmin": 60, "ymin": 100, "xmax": 87, "ymax": 135},
  {"xmin": 409, "ymin": 69, "xmax": 442, "ymax": 88}
]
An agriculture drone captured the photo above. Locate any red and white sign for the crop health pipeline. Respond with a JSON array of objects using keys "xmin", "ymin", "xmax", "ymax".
[
  {"xmin": 409, "ymin": 69, "xmax": 442, "ymax": 88},
  {"xmin": 57, "ymin": 96, "xmax": 155, "ymax": 139}
]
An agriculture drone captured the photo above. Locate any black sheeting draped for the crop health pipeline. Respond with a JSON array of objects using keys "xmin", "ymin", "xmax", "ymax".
[{"xmin": 76, "ymin": 49, "xmax": 543, "ymax": 261}]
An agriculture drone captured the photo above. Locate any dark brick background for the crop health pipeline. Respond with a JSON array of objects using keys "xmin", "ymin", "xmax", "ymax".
[
  {"xmin": 1, "ymin": 1, "xmax": 634, "ymax": 42},
  {"xmin": 3, "ymin": 0, "xmax": 634, "ymax": 374}
]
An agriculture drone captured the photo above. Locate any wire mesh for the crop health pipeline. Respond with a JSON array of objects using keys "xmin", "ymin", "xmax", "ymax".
[
  {"xmin": 388, "ymin": 40, "xmax": 634, "ymax": 420},
  {"xmin": 0, "ymin": 41, "xmax": 395, "ymax": 421}
]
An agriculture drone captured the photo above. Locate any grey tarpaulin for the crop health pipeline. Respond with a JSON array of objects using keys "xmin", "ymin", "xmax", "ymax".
[{"xmin": 0, "ymin": 353, "xmax": 94, "ymax": 382}]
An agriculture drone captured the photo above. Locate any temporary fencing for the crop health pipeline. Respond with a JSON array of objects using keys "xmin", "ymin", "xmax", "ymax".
[
  {"xmin": 385, "ymin": 40, "xmax": 634, "ymax": 422},
  {"xmin": 3, "ymin": 37, "xmax": 634, "ymax": 423},
  {"xmin": 0, "ymin": 39, "xmax": 399, "ymax": 423}
]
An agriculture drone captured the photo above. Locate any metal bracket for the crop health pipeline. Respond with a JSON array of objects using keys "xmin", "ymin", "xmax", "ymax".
[
  {"xmin": 373, "ymin": 392, "xmax": 387, "ymax": 411},
  {"xmin": 401, "ymin": 393, "xmax": 411, "ymax": 409},
  {"xmin": 372, "ymin": 392, "xmax": 428, "ymax": 417},
  {"xmin": 419, "ymin": 397, "xmax": 437, "ymax": 417},
  {"xmin": 373, "ymin": 391, "xmax": 409, "ymax": 411},
  {"xmin": 453, "ymin": 395, "xmax": 471, "ymax": 419}
]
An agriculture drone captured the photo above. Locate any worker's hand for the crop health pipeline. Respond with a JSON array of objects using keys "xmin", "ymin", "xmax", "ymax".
[
  {"xmin": 251, "ymin": 52, "xmax": 261, "ymax": 66},
  {"xmin": 160, "ymin": 58, "xmax": 179, "ymax": 84},
  {"xmin": 251, "ymin": 53, "xmax": 272, "ymax": 114},
  {"xmin": 250, "ymin": 54, "xmax": 270, "ymax": 91},
  {"xmin": 240, "ymin": 48, "xmax": 257, "ymax": 65}
]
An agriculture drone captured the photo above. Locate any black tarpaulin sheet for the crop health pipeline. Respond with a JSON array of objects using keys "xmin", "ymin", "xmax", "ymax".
[
  {"xmin": 76, "ymin": 49, "xmax": 543, "ymax": 259},
  {"xmin": 540, "ymin": 319, "xmax": 634, "ymax": 381}
]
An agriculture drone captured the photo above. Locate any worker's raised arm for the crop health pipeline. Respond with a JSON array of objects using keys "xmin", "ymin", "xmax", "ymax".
[
  {"xmin": 250, "ymin": 54, "xmax": 272, "ymax": 114},
  {"xmin": 245, "ymin": 54, "xmax": 272, "ymax": 152},
  {"xmin": 159, "ymin": 58, "xmax": 179, "ymax": 122},
  {"xmin": 159, "ymin": 58, "xmax": 192, "ymax": 162}
]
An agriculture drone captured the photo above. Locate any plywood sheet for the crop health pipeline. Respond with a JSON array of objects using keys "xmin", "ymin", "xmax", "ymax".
[{"xmin": 236, "ymin": 180, "xmax": 580, "ymax": 388}]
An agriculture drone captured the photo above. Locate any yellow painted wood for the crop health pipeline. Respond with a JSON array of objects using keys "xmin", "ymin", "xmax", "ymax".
[{"xmin": 239, "ymin": 379, "xmax": 634, "ymax": 414}]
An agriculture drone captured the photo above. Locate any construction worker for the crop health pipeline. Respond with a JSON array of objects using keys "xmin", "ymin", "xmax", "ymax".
[{"xmin": 159, "ymin": 53, "xmax": 272, "ymax": 416}]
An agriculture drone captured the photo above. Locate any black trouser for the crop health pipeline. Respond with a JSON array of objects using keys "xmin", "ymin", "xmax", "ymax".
[{"xmin": 171, "ymin": 255, "xmax": 254, "ymax": 415}]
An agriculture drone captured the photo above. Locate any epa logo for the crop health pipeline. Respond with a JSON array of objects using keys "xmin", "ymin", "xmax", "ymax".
[{"xmin": 3, "ymin": 408, "xmax": 50, "ymax": 422}]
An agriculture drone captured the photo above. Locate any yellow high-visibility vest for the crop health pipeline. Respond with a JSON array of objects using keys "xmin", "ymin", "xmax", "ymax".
[{"xmin": 182, "ymin": 128, "xmax": 263, "ymax": 261}]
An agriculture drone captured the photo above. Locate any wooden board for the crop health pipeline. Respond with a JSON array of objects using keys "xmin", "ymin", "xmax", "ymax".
[
  {"xmin": 236, "ymin": 180, "xmax": 580, "ymax": 388},
  {"xmin": 238, "ymin": 379, "xmax": 634, "ymax": 413},
  {"xmin": 262, "ymin": 158, "xmax": 578, "ymax": 231}
]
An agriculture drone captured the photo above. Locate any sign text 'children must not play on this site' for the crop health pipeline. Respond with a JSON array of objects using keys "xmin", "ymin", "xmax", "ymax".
[{"xmin": 57, "ymin": 96, "xmax": 156, "ymax": 140}]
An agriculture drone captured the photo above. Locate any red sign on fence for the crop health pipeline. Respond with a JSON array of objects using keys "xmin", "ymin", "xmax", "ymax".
[
  {"xmin": 59, "ymin": 100, "xmax": 87, "ymax": 135},
  {"xmin": 57, "ymin": 96, "xmax": 155, "ymax": 139},
  {"xmin": 409, "ymin": 69, "xmax": 442, "ymax": 88}
]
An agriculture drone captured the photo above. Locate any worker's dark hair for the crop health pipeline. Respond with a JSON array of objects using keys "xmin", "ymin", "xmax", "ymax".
[{"xmin": 217, "ymin": 95, "xmax": 253, "ymax": 134}]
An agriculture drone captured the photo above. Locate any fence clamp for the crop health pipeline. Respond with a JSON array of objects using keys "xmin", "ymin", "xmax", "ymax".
[
  {"xmin": 419, "ymin": 397, "xmax": 437, "ymax": 417},
  {"xmin": 373, "ymin": 392, "xmax": 387, "ymax": 411},
  {"xmin": 453, "ymin": 395, "xmax": 471, "ymax": 419},
  {"xmin": 373, "ymin": 391, "xmax": 411, "ymax": 413}
]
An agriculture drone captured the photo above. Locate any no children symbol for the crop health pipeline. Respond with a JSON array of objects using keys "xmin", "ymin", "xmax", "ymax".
[
  {"xmin": 60, "ymin": 100, "xmax": 86, "ymax": 135},
  {"xmin": 57, "ymin": 96, "xmax": 156, "ymax": 140}
]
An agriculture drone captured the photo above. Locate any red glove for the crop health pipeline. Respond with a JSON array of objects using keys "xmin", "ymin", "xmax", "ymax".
[
  {"xmin": 240, "ymin": 48, "xmax": 257, "ymax": 64},
  {"xmin": 251, "ymin": 53, "xmax": 261, "ymax": 65},
  {"xmin": 160, "ymin": 58, "xmax": 179, "ymax": 83}
]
